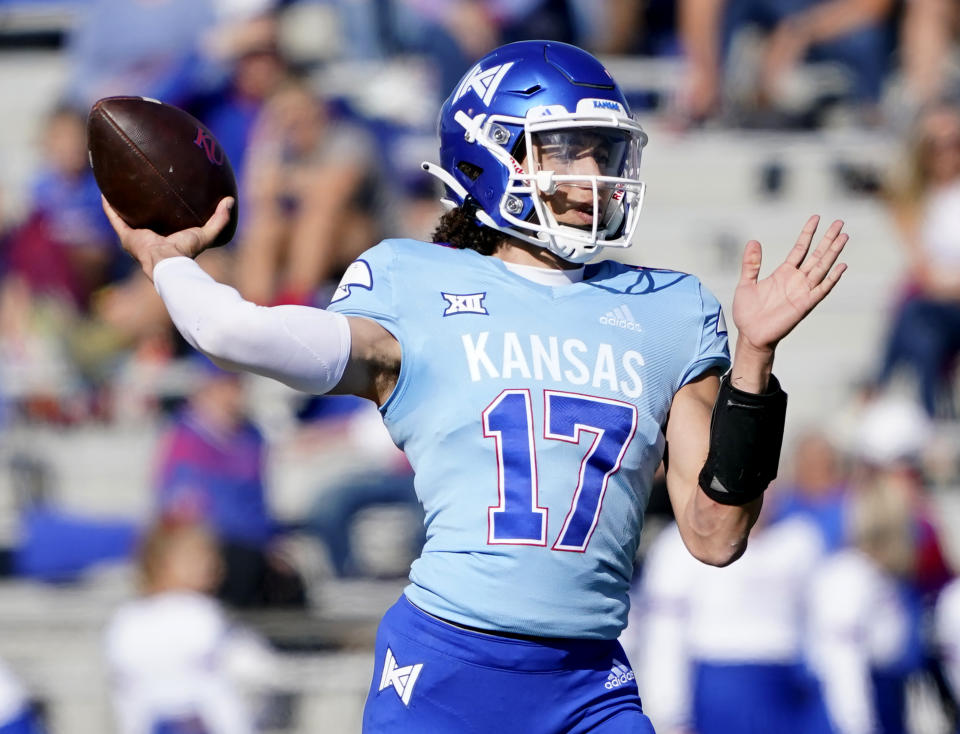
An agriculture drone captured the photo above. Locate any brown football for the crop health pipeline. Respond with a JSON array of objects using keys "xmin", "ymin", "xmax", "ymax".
[{"xmin": 88, "ymin": 96, "xmax": 238, "ymax": 247}]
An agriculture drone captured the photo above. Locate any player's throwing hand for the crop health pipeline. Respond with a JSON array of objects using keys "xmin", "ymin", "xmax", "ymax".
[
  {"xmin": 732, "ymin": 215, "xmax": 848, "ymax": 356},
  {"xmin": 103, "ymin": 195, "xmax": 235, "ymax": 279}
]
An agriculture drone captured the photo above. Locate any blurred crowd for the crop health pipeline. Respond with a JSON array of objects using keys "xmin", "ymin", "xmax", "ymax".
[
  {"xmin": 627, "ymin": 398, "xmax": 960, "ymax": 734},
  {"xmin": 0, "ymin": 0, "xmax": 959, "ymax": 732},
  {"xmin": 2, "ymin": 0, "xmax": 960, "ymax": 425}
]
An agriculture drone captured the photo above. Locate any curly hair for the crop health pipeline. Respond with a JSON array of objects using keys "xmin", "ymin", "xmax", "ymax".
[{"xmin": 431, "ymin": 205, "xmax": 506, "ymax": 256}]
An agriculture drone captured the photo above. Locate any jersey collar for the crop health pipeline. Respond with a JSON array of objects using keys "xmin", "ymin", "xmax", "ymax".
[{"xmin": 501, "ymin": 260, "xmax": 585, "ymax": 286}]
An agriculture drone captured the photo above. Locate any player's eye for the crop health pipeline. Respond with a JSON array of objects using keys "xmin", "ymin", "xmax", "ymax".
[{"xmin": 539, "ymin": 147, "xmax": 574, "ymax": 165}]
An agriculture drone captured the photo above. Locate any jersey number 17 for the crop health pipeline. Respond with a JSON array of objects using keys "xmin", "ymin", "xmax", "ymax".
[{"xmin": 482, "ymin": 389, "xmax": 638, "ymax": 552}]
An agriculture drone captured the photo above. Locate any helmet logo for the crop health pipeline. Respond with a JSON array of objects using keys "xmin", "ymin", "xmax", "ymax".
[
  {"xmin": 454, "ymin": 62, "xmax": 514, "ymax": 107},
  {"xmin": 592, "ymin": 100, "xmax": 621, "ymax": 111}
]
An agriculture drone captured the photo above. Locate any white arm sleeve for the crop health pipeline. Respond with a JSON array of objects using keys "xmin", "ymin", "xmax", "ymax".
[{"xmin": 153, "ymin": 257, "xmax": 351, "ymax": 394}]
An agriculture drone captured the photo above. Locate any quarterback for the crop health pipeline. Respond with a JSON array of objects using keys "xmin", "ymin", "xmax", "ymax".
[{"xmin": 105, "ymin": 41, "xmax": 847, "ymax": 733}]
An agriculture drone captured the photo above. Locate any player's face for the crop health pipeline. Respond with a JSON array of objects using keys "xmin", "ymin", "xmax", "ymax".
[{"xmin": 531, "ymin": 129, "xmax": 629, "ymax": 230}]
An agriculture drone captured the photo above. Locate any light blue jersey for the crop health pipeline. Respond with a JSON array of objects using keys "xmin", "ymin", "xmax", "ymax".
[{"xmin": 328, "ymin": 239, "xmax": 729, "ymax": 639}]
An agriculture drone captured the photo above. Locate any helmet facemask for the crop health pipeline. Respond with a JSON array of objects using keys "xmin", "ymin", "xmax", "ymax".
[
  {"xmin": 527, "ymin": 128, "xmax": 638, "ymax": 247},
  {"xmin": 475, "ymin": 106, "xmax": 648, "ymax": 263},
  {"xmin": 426, "ymin": 92, "xmax": 649, "ymax": 263}
]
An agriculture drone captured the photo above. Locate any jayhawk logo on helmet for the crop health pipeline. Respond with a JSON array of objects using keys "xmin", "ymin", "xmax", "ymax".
[{"xmin": 422, "ymin": 41, "xmax": 648, "ymax": 264}]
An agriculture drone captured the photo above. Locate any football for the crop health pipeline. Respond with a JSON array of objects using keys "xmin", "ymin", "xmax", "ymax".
[{"xmin": 87, "ymin": 96, "xmax": 238, "ymax": 247}]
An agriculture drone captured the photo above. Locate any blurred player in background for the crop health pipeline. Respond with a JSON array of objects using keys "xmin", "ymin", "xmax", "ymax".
[
  {"xmin": 935, "ymin": 576, "xmax": 960, "ymax": 729},
  {"xmin": 103, "ymin": 40, "xmax": 848, "ymax": 733},
  {"xmin": 633, "ymin": 515, "xmax": 830, "ymax": 734},
  {"xmin": 104, "ymin": 520, "xmax": 278, "ymax": 734},
  {"xmin": 807, "ymin": 477, "xmax": 926, "ymax": 734},
  {"xmin": 0, "ymin": 657, "xmax": 46, "ymax": 734}
]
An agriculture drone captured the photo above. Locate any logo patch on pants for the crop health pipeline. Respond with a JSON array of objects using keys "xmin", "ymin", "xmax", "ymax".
[
  {"xmin": 379, "ymin": 647, "xmax": 424, "ymax": 705},
  {"xmin": 604, "ymin": 659, "xmax": 636, "ymax": 689}
]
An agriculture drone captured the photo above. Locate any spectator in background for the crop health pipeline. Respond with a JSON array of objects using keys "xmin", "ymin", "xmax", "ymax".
[
  {"xmin": 2, "ymin": 105, "xmax": 120, "ymax": 312},
  {"xmin": 678, "ymin": 0, "xmax": 895, "ymax": 124},
  {"xmin": 64, "ymin": 0, "xmax": 218, "ymax": 108},
  {"xmin": 300, "ymin": 400, "xmax": 423, "ymax": 578},
  {"xmin": 769, "ymin": 431, "xmax": 850, "ymax": 551},
  {"xmin": 899, "ymin": 0, "xmax": 960, "ymax": 114},
  {"xmin": 105, "ymin": 519, "xmax": 278, "ymax": 734},
  {"xmin": 807, "ymin": 476, "xmax": 925, "ymax": 734},
  {"xmin": 187, "ymin": 14, "xmax": 289, "ymax": 199},
  {"xmin": 235, "ymin": 81, "xmax": 377, "ymax": 306},
  {"xmin": 849, "ymin": 394, "xmax": 953, "ymax": 599},
  {"xmin": 0, "ymin": 105, "xmax": 131, "ymax": 418},
  {"xmin": 332, "ymin": 0, "xmax": 581, "ymax": 92},
  {"xmin": 154, "ymin": 356, "xmax": 304, "ymax": 608},
  {"xmin": 631, "ymin": 514, "xmax": 831, "ymax": 734},
  {"xmin": 877, "ymin": 102, "xmax": 960, "ymax": 417},
  {"xmin": 567, "ymin": 0, "xmax": 646, "ymax": 55}
]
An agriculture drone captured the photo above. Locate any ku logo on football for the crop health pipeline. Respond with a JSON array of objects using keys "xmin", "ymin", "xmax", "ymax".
[{"xmin": 193, "ymin": 127, "xmax": 224, "ymax": 166}]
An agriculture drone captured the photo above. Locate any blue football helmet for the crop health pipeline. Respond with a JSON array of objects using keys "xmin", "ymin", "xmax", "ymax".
[{"xmin": 423, "ymin": 40, "xmax": 648, "ymax": 263}]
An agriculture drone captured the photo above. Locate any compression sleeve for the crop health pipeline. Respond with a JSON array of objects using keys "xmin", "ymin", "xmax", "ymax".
[{"xmin": 153, "ymin": 257, "xmax": 351, "ymax": 394}]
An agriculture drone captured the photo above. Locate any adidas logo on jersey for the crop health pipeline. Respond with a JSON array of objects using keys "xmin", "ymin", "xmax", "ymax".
[
  {"xmin": 379, "ymin": 647, "xmax": 423, "ymax": 706},
  {"xmin": 604, "ymin": 660, "xmax": 636, "ymax": 689},
  {"xmin": 599, "ymin": 306, "xmax": 642, "ymax": 332}
]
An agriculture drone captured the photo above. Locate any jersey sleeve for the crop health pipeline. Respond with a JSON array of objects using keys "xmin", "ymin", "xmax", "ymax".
[
  {"xmin": 326, "ymin": 240, "xmax": 401, "ymax": 333},
  {"xmin": 677, "ymin": 280, "xmax": 730, "ymax": 389}
]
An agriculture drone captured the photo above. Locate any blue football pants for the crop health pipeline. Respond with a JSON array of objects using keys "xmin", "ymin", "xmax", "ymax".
[{"xmin": 363, "ymin": 595, "xmax": 656, "ymax": 733}]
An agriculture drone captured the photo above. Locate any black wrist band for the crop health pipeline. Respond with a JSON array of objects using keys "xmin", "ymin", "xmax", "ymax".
[{"xmin": 698, "ymin": 372, "xmax": 788, "ymax": 506}]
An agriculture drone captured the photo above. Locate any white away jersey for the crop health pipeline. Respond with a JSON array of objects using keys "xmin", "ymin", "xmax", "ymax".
[
  {"xmin": 329, "ymin": 239, "xmax": 730, "ymax": 638},
  {"xmin": 105, "ymin": 592, "xmax": 275, "ymax": 734}
]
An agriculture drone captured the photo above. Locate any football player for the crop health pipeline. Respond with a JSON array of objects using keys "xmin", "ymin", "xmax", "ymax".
[{"xmin": 104, "ymin": 40, "xmax": 848, "ymax": 733}]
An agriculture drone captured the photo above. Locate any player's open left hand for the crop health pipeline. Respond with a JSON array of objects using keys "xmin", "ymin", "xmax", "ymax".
[
  {"xmin": 732, "ymin": 215, "xmax": 848, "ymax": 355},
  {"xmin": 102, "ymin": 195, "xmax": 235, "ymax": 280}
]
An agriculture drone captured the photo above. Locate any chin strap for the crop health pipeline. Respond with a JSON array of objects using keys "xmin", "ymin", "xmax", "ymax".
[
  {"xmin": 421, "ymin": 161, "xmax": 505, "ymax": 230},
  {"xmin": 421, "ymin": 161, "xmax": 468, "ymax": 211}
]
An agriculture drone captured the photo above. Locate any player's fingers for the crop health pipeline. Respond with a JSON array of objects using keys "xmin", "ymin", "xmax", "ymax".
[
  {"xmin": 739, "ymin": 240, "xmax": 763, "ymax": 285},
  {"xmin": 806, "ymin": 232, "xmax": 848, "ymax": 285},
  {"xmin": 101, "ymin": 195, "xmax": 132, "ymax": 236},
  {"xmin": 810, "ymin": 262, "xmax": 847, "ymax": 302},
  {"xmin": 800, "ymin": 219, "xmax": 844, "ymax": 275},
  {"xmin": 784, "ymin": 215, "xmax": 819, "ymax": 267},
  {"xmin": 196, "ymin": 197, "xmax": 235, "ymax": 247},
  {"xmin": 170, "ymin": 197, "xmax": 235, "ymax": 256}
]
